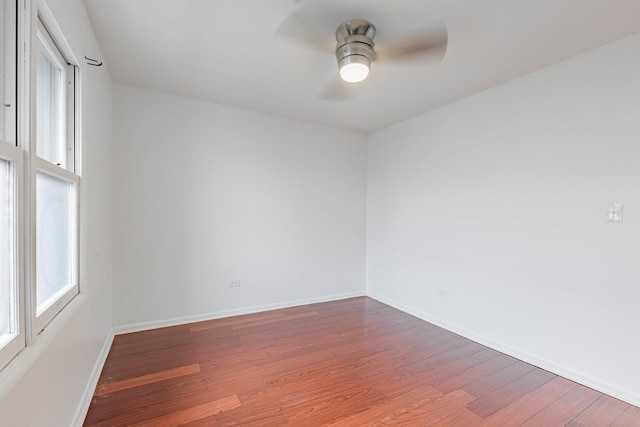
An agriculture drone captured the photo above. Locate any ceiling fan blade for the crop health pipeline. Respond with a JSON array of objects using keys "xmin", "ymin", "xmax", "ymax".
[
  {"xmin": 274, "ymin": 8, "xmax": 337, "ymax": 53},
  {"xmin": 375, "ymin": 22, "xmax": 448, "ymax": 63}
]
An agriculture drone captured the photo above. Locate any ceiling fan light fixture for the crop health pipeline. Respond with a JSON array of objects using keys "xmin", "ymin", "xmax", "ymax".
[
  {"xmin": 339, "ymin": 56, "xmax": 370, "ymax": 83},
  {"xmin": 335, "ymin": 20, "xmax": 376, "ymax": 83}
]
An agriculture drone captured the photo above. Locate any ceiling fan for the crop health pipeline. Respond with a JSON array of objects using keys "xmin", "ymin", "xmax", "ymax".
[{"xmin": 275, "ymin": 6, "xmax": 448, "ymax": 98}]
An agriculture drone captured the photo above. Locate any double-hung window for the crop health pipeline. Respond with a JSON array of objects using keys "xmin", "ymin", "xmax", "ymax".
[
  {"xmin": 0, "ymin": 0, "xmax": 24, "ymax": 368},
  {"xmin": 32, "ymin": 16, "xmax": 79, "ymax": 334},
  {"xmin": 0, "ymin": 0, "xmax": 80, "ymax": 375}
]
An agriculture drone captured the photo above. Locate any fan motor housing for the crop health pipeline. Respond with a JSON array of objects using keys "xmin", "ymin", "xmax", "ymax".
[{"xmin": 335, "ymin": 20, "xmax": 376, "ymax": 71}]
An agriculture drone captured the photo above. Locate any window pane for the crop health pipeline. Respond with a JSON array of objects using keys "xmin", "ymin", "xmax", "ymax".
[
  {"xmin": 1, "ymin": 0, "xmax": 17, "ymax": 145},
  {"xmin": 36, "ymin": 172, "xmax": 75, "ymax": 313},
  {"xmin": 0, "ymin": 158, "xmax": 16, "ymax": 343},
  {"xmin": 0, "ymin": 1, "xmax": 5, "ymax": 141},
  {"xmin": 36, "ymin": 45, "xmax": 64, "ymax": 166}
]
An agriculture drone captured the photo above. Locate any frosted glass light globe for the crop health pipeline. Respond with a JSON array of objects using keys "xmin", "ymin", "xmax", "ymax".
[{"xmin": 339, "ymin": 62, "xmax": 369, "ymax": 83}]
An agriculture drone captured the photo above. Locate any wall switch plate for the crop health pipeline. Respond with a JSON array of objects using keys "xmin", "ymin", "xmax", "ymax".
[
  {"xmin": 229, "ymin": 279, "xmax": 241, "ymax": 287},
  {"xmin": 605, "ymin": 203, "xmax": 623, "ymax": 222}
]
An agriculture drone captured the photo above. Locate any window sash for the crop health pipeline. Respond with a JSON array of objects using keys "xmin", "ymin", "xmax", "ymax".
[
  {"xmin": 35, "ymin": 17, "xmax": 69, "ymax": 170},
  {"xmin": 30, "ymin": 14, "xmax": 79, "ymax": 337},
  {"xmin": 0, "ymin": 141, "xmax": 24, "ymax": 370},
  {"xmin": 0, "ymin": 0, "xmax": 24, "ymax": 370},
  {"xmin": 30, "ymin": 157, "xmax": 78, "ymax": 335},
  {"xmin": 1, "ymin": 0, "xmax": 17, "ymax": 146}
]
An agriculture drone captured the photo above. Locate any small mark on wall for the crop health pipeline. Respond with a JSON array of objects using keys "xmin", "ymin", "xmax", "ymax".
[{"xmin": 605, "ymin": 203, "xmax": 623, "ymax": 222}]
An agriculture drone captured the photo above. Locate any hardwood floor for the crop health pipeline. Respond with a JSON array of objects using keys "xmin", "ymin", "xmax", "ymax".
[{"xmin": 84, "ymin": 297, "xmax": 640, "ymax": 426}]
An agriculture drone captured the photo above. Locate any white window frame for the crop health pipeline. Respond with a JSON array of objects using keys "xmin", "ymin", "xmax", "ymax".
[
  {"xmin": 0, "ymin": 142, "xmax": 24, "ymax": 370},
  {"xmin": 30, "ymin": 9, "xmax": 79, "ymax": 337},
  {"xmin": 0, "ymin": 0, "xmax": 25, "ymax": 369}
]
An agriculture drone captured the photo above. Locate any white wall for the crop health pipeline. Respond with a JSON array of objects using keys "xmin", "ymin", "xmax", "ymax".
[
  {"xmin": 0, "ymin": 0, "xmax": 113, "ymax": 425},
  {"xmin": 367, "ymin": 33, "xmax": 640, "ymax": 405},
  {"xmin": 113, "ymin": 84, "xmax": 367, "ymax": 328}
]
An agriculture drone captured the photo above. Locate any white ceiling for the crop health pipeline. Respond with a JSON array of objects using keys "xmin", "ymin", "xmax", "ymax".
[{"xmin": 84, "ymin": 0, "xmax": 640, "ymax": 134}]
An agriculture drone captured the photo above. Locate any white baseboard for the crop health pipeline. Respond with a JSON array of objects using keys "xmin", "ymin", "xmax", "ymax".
[
  {"xmin": 71, "ymin": 330, "xmax": 114, "ymax": 427},
  {"xmin": 113, "ymin": 290, "xmax": 366, "ymax": 335},
  {"xmin": 367, "ymin": 291, "xmax": 640, "ymax": 408}
]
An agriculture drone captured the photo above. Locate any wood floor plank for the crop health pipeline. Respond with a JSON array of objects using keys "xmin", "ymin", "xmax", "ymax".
[
  {"xmin": 180, "ymin": 415, "xmax": 219, "ymax": 426},
  {"xmin": 419, "ymin": 348, "xmax": 501, "ymax": 387},
  {"xmin": 201, "ymin": 348, "xmax": 337, "ymax": 393},
  {"xmin": 521, "ymin": 385, "xmax": 602, "ymax": 426},
  {"xmin": 205, "ymin": 370, "xmax": 268, "ymax": 401},
  {"xmin": 378, "ymin": 389, "xmax": 476, "ymax": 426},
  {"xmin": 465, "ymin": 367, "xmax": 556, "ymax": 418},
  {"xmin": 566, "ymin": 394, "xmax": 630, "ymax": 427},
  {"xmin": 612, "ymin": 405, "xmax": 640, "ymax": 427},
  {"xmin": 462, "ymin": 358, "xmax": 536, "ymax": 397},
  {"xmin": 240, "ymin": 371, "xmax": 364, "ymax": 409},
  {"xmin": 282, "ymin": 384, "xmax": 388, "ymax": 425},
  {"xmin": 360, "ymin": 366, "xmax": 441, "ymax": 400},
  {"xmin": 130, "ymin": 395, "xmax": 240, "ymax": 427},
  {"xmin": 189, "ymin": 312, "xmax": 289, "ymax": 332},
  {"xmin": 99, "ymin": 345, "xmax": 201, "ymax": 383},
  {"xmin": 260, "ymin": 352, "xmax": 368, "ymax": 390},
  {"xmin": 86, "ymin": 389, "xmax": 226, "ymax": 426},
  {"xmin": 403, "ymin": 340, "xmax": 487, "ymax": 376},
  {"xmin": 84, "ymin": 297, "xmax": 639, "ymax": 426},
  {"xmin": 479, "ymin": 376, "xmax": 577, "ymax": 426},
  {"xmin": 433, "ymin": 353, "xmax": 519, "ymax": 394},
  {"xmin": 95, "ymin": 364, "xmax": 201, "ymax": 395},
  {"xmin": 330, "ymin": 323, "xmax": 446, "ymax": 360},
  {"xmin": 215, "ymin": 406, "xmax": 290, "ymax": 427},
  {"xmin": 107, "ymin": 333, "xmax": 194, "ymax": 359},
  {"xmin": 429, "ymin": 407, "xmax": 484, "ymax": 427},
  {"xmin": 113, "ymin": 325, "xmax": 191, "ymax": 347},
  {"xmin": 86, "ymin": 375, "xmax": 208, "ymax": 424},
  {"xmin": 540, "ymin": 375, "xmax": 580, "ymax": 396},
  {"xmin": 326, "ymin": 386, "xmax": 443, "ymax": 427},
  {"xmin": 189, "ymin": 325, "xmax": 237, "ymax": 342},
  {"xmin": 354, "ymin": 333, "xmax": 469, "ymax": 379},
  {"xmin": 230, "ymin": 310, "xmax": 319, "ymax": 329}
]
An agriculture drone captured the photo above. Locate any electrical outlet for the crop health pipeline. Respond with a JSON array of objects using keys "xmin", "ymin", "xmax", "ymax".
[
  {"xmin": 437, "ymin": 288, "xmax": 449, "ymax": 298},
  {"xmin": 229, "ymin": 279, "xmax": 241, "ymax": 288}
]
